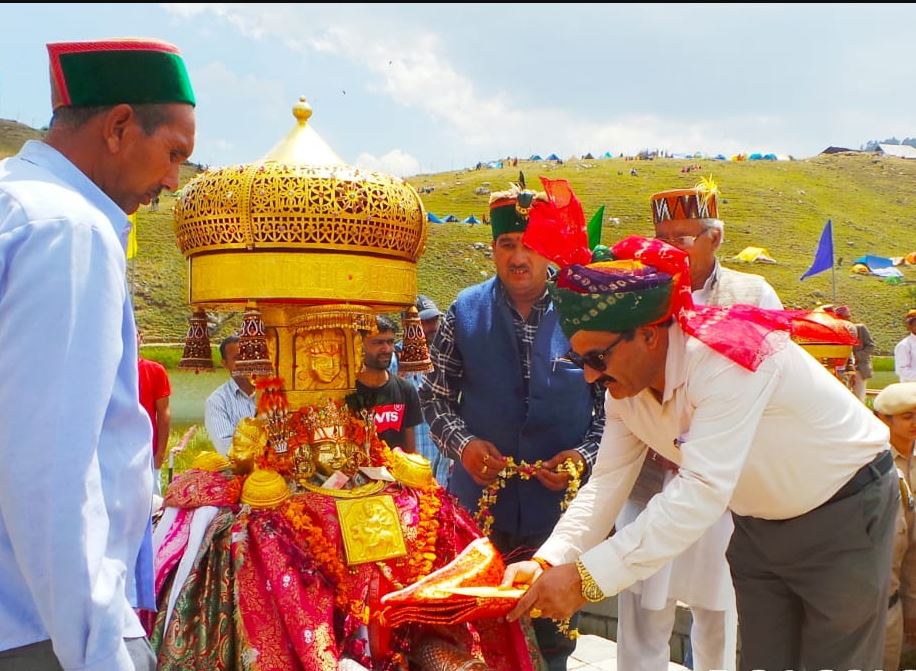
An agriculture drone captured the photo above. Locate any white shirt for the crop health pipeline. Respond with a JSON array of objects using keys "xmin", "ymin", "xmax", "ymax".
[
  {"xmin": 539, "ymin": 323, "xmax": 890, "ymax": 598},
  {"xmin": 0, "ymin": 142, "xmax": 150, "ymax": 670},
  {"xmin": 205, "ymin": 377, "xmax": 256, "ymax": 454},
  {"xmin": 896, "ymin": 334, "xmax": 916, "ymax": 382}
]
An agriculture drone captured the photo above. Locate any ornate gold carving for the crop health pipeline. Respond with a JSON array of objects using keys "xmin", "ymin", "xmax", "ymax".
[
  {"xmin": 295, "ymin": 329, "xmax": 347, "ymax": 390},
  {"xmin": 229, "ymin": 417, "xmax": 268, "ymax": 474},
  {"xmin": 336, "ymin": 494, "xmax": 407, "ymax": 565},
  {"xmin": 306, "ymin": 399, "xmax": 370, "ymax": 477},
  {"xmin": 175, "ymin": 164, "xmax": 427, "ymax": 262}
]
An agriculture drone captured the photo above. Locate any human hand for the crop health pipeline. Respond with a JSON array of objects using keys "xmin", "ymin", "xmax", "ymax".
[
  {"xmin": 507, "ymin": 562, "xmax": 585, "ymax": 622},
  {"xmin": 461, "ymin": 438, "xmax": 507, "ymax": 485},
  {"xmin": 500, "ymin": 560, "xmax": 543, "ymax": 590},
  {"xmin": 535, "ymin": 450, "xmax": 584, "ymax": 491}
]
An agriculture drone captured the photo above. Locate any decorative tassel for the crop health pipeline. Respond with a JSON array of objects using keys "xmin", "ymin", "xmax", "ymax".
[
  {"xmin": 178, "ymin": 309, "xmax": 214, "ymax": 372},
  {"xmin": 397, "ymin": 306, "xmax": 434, "ymax": 374},
  {"xmin": 235, "ymin": 306, "xmax": 273, "ymax": 377}
]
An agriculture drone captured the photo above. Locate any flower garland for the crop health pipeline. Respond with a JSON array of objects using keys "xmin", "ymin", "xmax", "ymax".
[
  {"xmin": 407, "ymin": 482, "xmax": 442, "ymax": 581},
  {"xmin": 282, "ymin": 497, "xmax": 367, "ymax": 622},
  {"xmin": 475, "ymin": 457, "xmax": 584, "ymax": 535}
]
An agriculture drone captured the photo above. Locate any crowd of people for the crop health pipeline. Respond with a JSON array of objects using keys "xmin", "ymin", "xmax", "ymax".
[{"xmin": 2, "ymin": 34, "xmax": 916, "ymax": 671}]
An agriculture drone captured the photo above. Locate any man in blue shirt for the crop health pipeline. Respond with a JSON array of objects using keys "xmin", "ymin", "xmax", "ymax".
[{"xmin": 0, "ymin": 39, "xmax": 196, "ymax": 671}]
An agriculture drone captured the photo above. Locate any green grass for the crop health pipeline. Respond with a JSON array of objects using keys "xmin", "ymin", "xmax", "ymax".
[{"xmin": 4, "ymin": 120, "xmax": 914, "ymax": 350}]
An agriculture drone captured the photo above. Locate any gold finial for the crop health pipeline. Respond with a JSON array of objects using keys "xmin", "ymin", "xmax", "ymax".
[
  {"xmin": 262, "ymin": 96, "xmax": 344, "ymax": 166},
  {"xmin": 292, "ymin": 96, "xmax": 313, "ymax": 126}
]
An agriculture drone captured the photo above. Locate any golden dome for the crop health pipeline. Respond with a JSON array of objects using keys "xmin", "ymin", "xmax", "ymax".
[
  {"xmin": 173, "ymin": 96, "xmax": 427, "ymax": 309},
  {"xmin": 241, "ymin": 469, "xmax": 291, "ymax": 508}
]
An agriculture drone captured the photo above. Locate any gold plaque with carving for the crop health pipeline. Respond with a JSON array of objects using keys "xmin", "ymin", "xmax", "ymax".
[{"xmin": 336, "ymin": 494, "xmax": 407, "ymax": 565}]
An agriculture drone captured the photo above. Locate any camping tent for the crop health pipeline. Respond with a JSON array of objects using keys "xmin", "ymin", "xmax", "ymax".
[
  {"xmin": 427, "ymin": 212, "xmax": 443, "ymax": 223},
  {"xmin": 443, "ymin": 214, "xmax": 459, "ymax": 222},
  {"xmin": 546, "ymin": 153, "xmax": 560, "ymax": 161},
  {"xmin": 602, "ymin": 151, "xmax": 614, "ymax": 158},
  {"xmin": 731, "ymin": 246, "xmax": 777, "ymax": 264},
  {"xmin": 529, "ymin": 154, "xmax": 542, "ymax": 161},
  {"xmin": 463, "ymin": 215, "xmax": 480, "ymax": 224},
  {"xmin": 582, "ymin": 152, "xmax": 595, "ymax": 160},
  {"xmin": 853, "ymin": 254, "xmax": 894, "ymax": 270}
]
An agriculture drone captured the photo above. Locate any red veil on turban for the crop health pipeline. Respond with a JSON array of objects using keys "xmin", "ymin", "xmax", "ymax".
[{"xmin": 524, "ymin": 178, "xmax": 857, "ymax": 371}]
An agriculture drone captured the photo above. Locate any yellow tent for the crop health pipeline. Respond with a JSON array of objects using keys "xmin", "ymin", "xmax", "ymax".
[{"xmin": 731, "ymin": 246, "xmax": 776, "ymax": 264}]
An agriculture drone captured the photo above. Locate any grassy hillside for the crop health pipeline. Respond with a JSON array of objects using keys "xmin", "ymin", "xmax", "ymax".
[
  {"xmin": 0, "ymin": 119, "xmax": 43, "ymax": 155},
  {"xmin": 2, "ymin": 119, "xmax": 913, "ymax": 350}
]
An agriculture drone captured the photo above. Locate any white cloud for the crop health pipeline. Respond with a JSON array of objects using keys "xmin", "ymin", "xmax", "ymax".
[{"xmin": 355, "ymin": 150, "xmax": 421, "ymax": 178}]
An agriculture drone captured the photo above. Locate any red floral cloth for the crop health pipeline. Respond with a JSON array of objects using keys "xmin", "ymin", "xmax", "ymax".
[{"xmin": 163, "ymin": 468, "xmax": 241, "ymax": 508}]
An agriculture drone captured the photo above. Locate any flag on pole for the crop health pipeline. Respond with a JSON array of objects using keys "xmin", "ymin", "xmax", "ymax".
[
  {"xmin": 800, "ymin": 219, "xmax": 833, "ymax": 280},
  {"xmin": 126, "ymin": 212, "xmax": 138, "ymax": 259}
]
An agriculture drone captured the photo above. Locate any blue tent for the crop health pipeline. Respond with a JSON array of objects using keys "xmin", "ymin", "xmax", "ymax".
[
  {"xmin": 763, "ymin": 153, "xmax": 777, "ymax": 161},
  {"xmin": 854, "ymin": 254, "xmax": 894, "ymax": 270},
  {"xmin": 546, "ymin": 153, "xmax": 560, "ymax": 161},
  {"xmin": 427, "ymin": 212, "xmax": 443, "ymax": 223},
  {"xmin": 602, "ymin": 151, "xmax": 614, "ymax": 158},
  {"xmin": 748, "ymin": 153, "xmax": 763, "ymax": 160},
  {"xmin": 529, "ymin": 154, "xmax": 543, "ymax": 161},
  {"xmin": 463, "ymin": 215, "xmax": 480, "ymax": 224},
  {"xmin": 714, "ymin": 154, "xmax": 727, "ymax": 160},
  {"xmin": 443, "ymin": 214, "xmax": 459, "ymax": 222}
]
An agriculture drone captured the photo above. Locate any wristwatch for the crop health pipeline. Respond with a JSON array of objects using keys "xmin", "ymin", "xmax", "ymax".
[{"xmin": 575, "ymin": 559, "xmax": 605, "ymax": 603}]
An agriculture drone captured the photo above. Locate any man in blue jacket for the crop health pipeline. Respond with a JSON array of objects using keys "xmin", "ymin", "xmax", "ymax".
[{"xmin": 420, "ymin": 178, "xmax": 605, "ymax": 670}]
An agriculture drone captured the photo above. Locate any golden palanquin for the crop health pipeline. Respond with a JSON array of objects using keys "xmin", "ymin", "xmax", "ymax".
[{"xmin": 157, "ymin": 99, "xmax": 540, "ymax": 671}]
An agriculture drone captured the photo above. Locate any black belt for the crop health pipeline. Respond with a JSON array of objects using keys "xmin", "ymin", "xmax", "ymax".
[
  {"xmin": 825, "ymin": 450, "xmax": 894, "ymax": 506},
  {"xmin": 889, "ymin": 590, "xmax": 900, "ymax": 609}
]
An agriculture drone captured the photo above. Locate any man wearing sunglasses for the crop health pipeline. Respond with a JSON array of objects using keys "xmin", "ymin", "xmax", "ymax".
[
  {"xmin": 419, "ymin": 178, "xmax": 605, "ymax": 671},
  {"xmin": 503, "ymin": 233, "xmax": 894, "ymax": 671},
  {"xmin": 609, "ymin": 185, "xmax": 782, "ymax": 671}
]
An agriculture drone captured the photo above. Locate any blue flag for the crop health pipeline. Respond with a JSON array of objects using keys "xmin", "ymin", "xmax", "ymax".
[{"xmin": 800, "ymin": 219, "xmax": 834, "ymax": 280}]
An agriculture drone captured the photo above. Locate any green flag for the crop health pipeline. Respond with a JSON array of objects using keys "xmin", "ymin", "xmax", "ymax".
[{"xmin": 587, "ymin": 205, "xmax": 605, "ymax": 250}]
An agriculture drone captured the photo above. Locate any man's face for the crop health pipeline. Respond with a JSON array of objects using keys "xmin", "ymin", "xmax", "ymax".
[
  {"xmin": 491, "ymin": 232, "xmax": 550, "ymax": 297},
  {"xmin": 223, "ymin": 341, "xmax": 241, "ymax": 374},
  {"xmin": 654, "ymin": 221, "xmax": 719, "ymax": 274},
  {"xmin": 569, "ymin": 327, "xmax": 665, "ymax": 400},
  {"xmin": 363, "ymin": 330, "xmax": 395, "ymax": 371},
  {"xmin": 420, "ymin": 316, "xmax": 440, "ymax": 342},
  {"xmin": 109, "ymin": 103, "xmax": 196, "ymax": 214}
]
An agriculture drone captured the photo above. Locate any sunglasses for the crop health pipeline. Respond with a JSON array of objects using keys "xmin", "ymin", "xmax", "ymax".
[{"xmin": 564, "ymin": 336, "xmax": 625, "ymax": 372}]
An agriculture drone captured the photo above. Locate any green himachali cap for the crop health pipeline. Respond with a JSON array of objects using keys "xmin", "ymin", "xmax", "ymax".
[{"xmin": 47, "ymin": 38, "xmax": 196, "ymax": 109}]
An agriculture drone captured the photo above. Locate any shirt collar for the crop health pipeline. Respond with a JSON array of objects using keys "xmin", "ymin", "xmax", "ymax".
[
  {"xmin": 18, "ymin": 140, "xmax": 131, "ymax": 244},
  {"xmin": 697, "ymin": 259, "xmax": 721, "ymax": 295},
  {"xmin": 228, "ymin": 376, "xmax": 253, "ymax": 398},
  {"xmin": 660, "ymin": 322, "xmax": 689, "ymax": 404}
]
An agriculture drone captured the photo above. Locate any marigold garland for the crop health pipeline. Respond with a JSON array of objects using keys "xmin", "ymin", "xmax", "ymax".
[
  {"xmin": 282, "ymin": 497, "xmax": 365, "ymax": 621},
  {"xmin": 475, "ymin": 457, "xmax": 584, "ymax": 535}
]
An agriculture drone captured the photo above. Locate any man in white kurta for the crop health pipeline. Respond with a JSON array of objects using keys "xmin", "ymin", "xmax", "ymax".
[
  {"xmin": 503, "ymin": 234, "xmax": 896, "ymax": 671},
  {"xmin": 613, "ymin": 186, "xmax": 783, "ymax": 671},
  {"xmin": 896, "ymin": 311, "xmax": 916, "ymax": 383}
]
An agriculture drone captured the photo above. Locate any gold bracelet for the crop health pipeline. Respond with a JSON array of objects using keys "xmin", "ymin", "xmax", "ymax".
[{"xmin": 575, "ymin": 559, "xmax": 605, "ymax": 603}]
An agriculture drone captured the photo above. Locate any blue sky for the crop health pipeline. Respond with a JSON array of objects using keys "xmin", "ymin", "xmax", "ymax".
[{"xmin": 2, "ymin": 4, "xmax": 915, "ymax": 175}]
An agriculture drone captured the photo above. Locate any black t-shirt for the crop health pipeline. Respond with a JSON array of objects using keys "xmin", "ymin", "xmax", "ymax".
[{"xmin": 355, "ymin": 374, "xmax": 422, "ymax": 449}]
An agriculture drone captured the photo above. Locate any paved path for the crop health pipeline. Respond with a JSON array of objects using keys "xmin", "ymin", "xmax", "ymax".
[{"xmin": 568, "ymin": 634, "xmax": 688, "ymax": 670}]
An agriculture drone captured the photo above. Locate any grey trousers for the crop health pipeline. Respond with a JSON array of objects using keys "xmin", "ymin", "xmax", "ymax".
[
  {"xmin": 727, "ymin": 469, "xmax": 897, "ymax": 671},
  {"xmin": 0, "ymin": 637, "xmax": 156, "ymax": 671}
]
